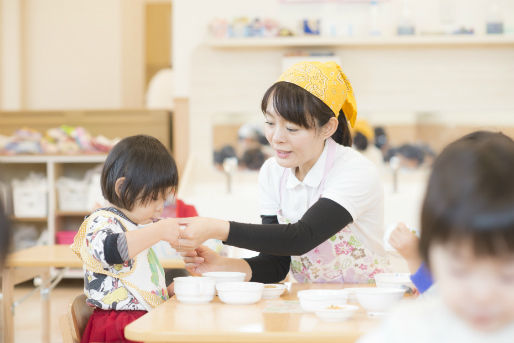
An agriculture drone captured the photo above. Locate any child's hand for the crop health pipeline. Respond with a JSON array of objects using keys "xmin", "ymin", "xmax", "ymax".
[
  {"xmin": 175, "ymin": 217, "xmax": 229, "ymax": 251},
  {"xmin": 389, "ymin": 222, "xmax": 423, "ymax": 274},
  {"xmin": 388, "ymin": 222, "xmax": 420, "ymax": 260},
  {"xmin": 158, "ymin": 218, "xmax": 181, "ymax": 247}
]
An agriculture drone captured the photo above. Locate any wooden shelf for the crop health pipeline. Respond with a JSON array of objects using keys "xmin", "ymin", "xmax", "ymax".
[
  {"xmin": 9, "ymin": 216, "xmax": 47, "ymax": 222},
  {"xmin": 55, "ymin": 211, "xmax": 90, "ymax": 217},
  {"xmin": 0, "ymin": 154, "xmax": 107, "ymax": 164},
  {"xmin": 208, "ymin": 35, "xmax": 514, "ymax": 48}
]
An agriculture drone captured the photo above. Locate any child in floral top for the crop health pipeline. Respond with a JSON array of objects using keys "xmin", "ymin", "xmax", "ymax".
[{"xmin": 72, "ymin": 135, "xmax": 181, "ymax": 343}]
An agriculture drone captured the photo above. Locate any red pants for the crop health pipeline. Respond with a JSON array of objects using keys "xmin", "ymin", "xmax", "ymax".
[{"xmin": 81, "ymin": 308, "xmax": 147, "ymax": 343}]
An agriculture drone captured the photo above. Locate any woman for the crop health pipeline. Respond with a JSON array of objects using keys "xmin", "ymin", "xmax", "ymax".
[{"xmin": 179, "ymin": 62, "xmax": 389, "ymax": 283}]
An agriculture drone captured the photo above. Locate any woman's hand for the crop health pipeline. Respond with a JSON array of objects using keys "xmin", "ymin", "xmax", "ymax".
[
  {"xmin": 180, "ymin": 245, "xmax": 225, "ymax": 275},
  {"xmin": 175, "ymin": 217, "xmax": 229, "ymax": 251},
  {"xmin": 167, "ymin": 282, "xmax": 175, "ymax": 297}
]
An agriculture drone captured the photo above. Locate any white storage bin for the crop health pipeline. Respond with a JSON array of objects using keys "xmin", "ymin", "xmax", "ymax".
[
  {"xmin": 56, "ymin": 177, "xmax": 89, "ymax": 211},
  {"xmin": 12, "ymin": 174, "xmax": 48, "ymax": 217},
  {"xmin": 86, "ymin": 172, "xmax": 106, "ymax": 211}
]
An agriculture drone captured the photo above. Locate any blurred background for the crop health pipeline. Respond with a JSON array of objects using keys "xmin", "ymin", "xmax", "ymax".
[{"xmin": 1, "ymin": 0, "xmax": 514, "ymax": 264}]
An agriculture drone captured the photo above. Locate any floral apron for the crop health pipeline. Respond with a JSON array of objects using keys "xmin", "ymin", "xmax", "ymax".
[{"xmin": 278, "ymin": 139, "xmax": 389, "ymax": 283}]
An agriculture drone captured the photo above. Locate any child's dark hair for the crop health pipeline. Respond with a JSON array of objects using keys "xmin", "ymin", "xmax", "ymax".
[
  {"xmin": 101, "ymin": 135, "xmax": 178, "ymax": 211},
  {"xmin": 261, "ymin": 81, "xmax": 352, "ymax": 146},
  {"xmin": 353, "ymin": 132, "xmax": 368, "ymax": 151},
  {"xmin": 419, "ymin": 131, "xmax": 514, "ymax": 265}
]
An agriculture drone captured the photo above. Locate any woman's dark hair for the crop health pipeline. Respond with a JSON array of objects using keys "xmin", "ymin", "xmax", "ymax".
[
  {"xmin": 261, "ymin": 81, "xmax": 352, "ymax": 146},
  {"xmin": 0, "ymin": 199, "xmax": 11, "ymax": 268},
  {"xmin": 419, "ymin": 131, "xmax": 514, "ymax": 266},
  {"xmin": 101, "ymin": 135, "xmax": 178, "ymax": 211}
]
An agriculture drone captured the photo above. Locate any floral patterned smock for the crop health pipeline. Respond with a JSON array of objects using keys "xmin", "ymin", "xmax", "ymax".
[{"xmin": 277, "ymin": 140, "xmax": 390, "ymax": 283}]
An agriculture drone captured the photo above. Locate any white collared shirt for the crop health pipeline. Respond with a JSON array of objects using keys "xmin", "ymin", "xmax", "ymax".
[{"xmin": 259, "ymin": 138, "xmax": 385, "ymax": 256}]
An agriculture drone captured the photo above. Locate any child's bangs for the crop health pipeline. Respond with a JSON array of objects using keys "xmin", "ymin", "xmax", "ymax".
[
  {"xmin": 138, "ymin": 165, "xmax": 178, "ymax": 205},
  {"xmin": 442, "ymin": 207, "xmax": 514, "ymax": 258},
  {"xmin": 261, "ymin": 82, "xmax": 315, "ymax": 129}
]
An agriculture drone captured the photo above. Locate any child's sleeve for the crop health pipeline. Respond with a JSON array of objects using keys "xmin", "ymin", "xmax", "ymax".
[
  {"xmin": 85, "ymin": 214, "xmax": 132, "ymax": 268},
  {"xmin": 410, "ymin": 262, "xmax": 434, "ymax": 293}
]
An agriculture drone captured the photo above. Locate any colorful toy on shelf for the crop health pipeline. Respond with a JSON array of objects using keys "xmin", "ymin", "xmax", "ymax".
[{"xmin": 0, "ymin": 125, "xmax": 118, "ymax": 155}]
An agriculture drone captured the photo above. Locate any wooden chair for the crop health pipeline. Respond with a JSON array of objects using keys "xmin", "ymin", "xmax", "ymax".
[{"xmin": 60, "ymin": 294, "xmax": 93, "ymax": 343}]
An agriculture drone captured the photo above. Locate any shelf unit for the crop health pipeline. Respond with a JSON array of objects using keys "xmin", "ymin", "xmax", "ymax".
[
  {"xmin": 0, "ymin": 154, "xmax": 107, "ymax": 248},
  {"xmin": 208, "ymin": 35, "xmax": 514, "ymax": 48}
]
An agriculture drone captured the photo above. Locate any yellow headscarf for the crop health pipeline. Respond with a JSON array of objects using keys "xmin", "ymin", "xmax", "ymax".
[{"xmin": 277, "ymin": 61, "xmax": 357, "ymax": 127}]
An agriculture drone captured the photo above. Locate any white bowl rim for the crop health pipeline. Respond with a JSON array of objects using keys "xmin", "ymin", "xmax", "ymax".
[
  {"xmin": 297, "ymin": 289, "xmax": 348, "ymax": 299},
  {"xmin": 174, "ymin": 276, "xmax": 215, "ymax": 282},
  {"xmin": 263, "ymin": 283, "xmax": 287, "ymax": 289},
  {"xmin": 374, "ymin": 273, "xmax": 411, "ymax": 281},
  {"xmin": 354, "ymin": 287, "xmax": 406, "ymax": 294},
  {"xmin": 216, "ymin": 281, "xmax": 264, "ymax": 292}
]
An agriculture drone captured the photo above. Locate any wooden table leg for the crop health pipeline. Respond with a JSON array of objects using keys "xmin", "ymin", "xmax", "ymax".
[
  {"xmin": 2, "ymin": 267, "xmax": 14, "ymax": 343},
  {"xmin": 40, "ymin": 269, "xmax": 51, "ymax": 343}
]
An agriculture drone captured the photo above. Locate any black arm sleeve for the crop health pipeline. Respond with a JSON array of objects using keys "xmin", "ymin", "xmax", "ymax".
[
  {"xmin": 104, "ymin": 233, "xmax": 124, "ymax": 265},
  {"xmin": 244, "ymin": 215, "xmax": 291, "ymax": 283},
  {"xmin": 226, "ymin": 197, "xmax": 353, "ymax": 256}
]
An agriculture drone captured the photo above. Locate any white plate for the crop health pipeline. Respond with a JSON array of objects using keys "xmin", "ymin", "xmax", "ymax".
[{"xmin": 297, "ymin": 289, "xmax": 348, "ymax": 312}]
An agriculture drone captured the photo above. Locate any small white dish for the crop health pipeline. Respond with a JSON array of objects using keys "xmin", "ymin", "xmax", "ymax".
[
  {"xmin": 297, "ymin": 289, "xmax": 348, "ymax": 312},
  {"xmin": 201, "ymin": 272, "xmax": 246, "ymax": 285},
  {"xmin": 262, "ymin": 284, "xmax": 287, "ymax": 300},
  {"xmin": 315, "ymin": 304, "xmax": 359, "ymax": 322},
  {"xmin": 354, "ymin": 287, "xmax": 405, "ymax": 316},
  {"xmin": 173, "ymin": 276, "xmax": 216, "ymax": 304},
  {"xmin": 216, "ymin": 281, "xmax": 264, "ymax": 305},
  {"xmin": 374, "ymin": 273, "xmax": 414, "ymax": 291}
]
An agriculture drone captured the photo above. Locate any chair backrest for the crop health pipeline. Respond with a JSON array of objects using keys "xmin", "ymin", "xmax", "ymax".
[
  {"xmin": 70, "ymin": 293, "xmax": 94, "ymax": 343},
  {"xmin": 59, "ymin": 314, "xmax": 74, "ymax": 343}
]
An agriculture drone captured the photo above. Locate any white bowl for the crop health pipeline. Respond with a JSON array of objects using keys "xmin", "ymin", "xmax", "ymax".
[
  {"xmin": 174, "ymin": 276, "xmax": 216, "ymax": 304},
  {"xmin": 315, "ymin": 304, "xmax": 359, "ymax": 322},
  {"xmin": 216, "ymin": 282, "xmax": 264, "ymax": 305},
  {"xmin": 342, "ymin": 288, "xmax": 365, "ymax": 303},
  {"xmin": 354, "ymin": 287, "xmax": 405, "ymax": 315},
  {"xmin": 374, "ymin": 273, "xmax": 414, "ymax": 291},
  {"xmin": 201, "ymin": 272, "xmax": 246, "ymax": 285},
  {"xmin": 262, "ymin": 284, "xmax": 287, "ymax": 300},
  {"xmin": 297, "ymin": 289, "xmax": 348, "ymax": 312}
]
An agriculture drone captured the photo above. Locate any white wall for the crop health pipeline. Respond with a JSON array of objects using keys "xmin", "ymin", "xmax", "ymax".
[
  {"xmin": 24, "ymin": 0, "xmax": 122, "ymax": 109},
  {"xmin": 172, "ymin": 0, "xmax": 514, "ymax": 98},
  {"xmin": 0, "ymin": 0, "xmax": 22, "ymax": 109},
  {"xmin": 0, "ymin": 0, "xmax": 144, "ymax": 110},
  {"xmin": 172, "ymin": 0, "xmax": 514, "ymax": 168}
]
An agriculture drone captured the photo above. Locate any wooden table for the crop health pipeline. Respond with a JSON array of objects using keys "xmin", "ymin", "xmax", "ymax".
[
  {"xmin": 125, "ymin": 283, "xmax": 381, "ymax": 343},
  {"xmin": 1, "ymin": 244, "xmax": 184, "ymax": 343}
]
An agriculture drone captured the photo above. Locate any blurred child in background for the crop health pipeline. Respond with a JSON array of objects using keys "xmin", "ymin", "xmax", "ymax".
[{"xmin": 360, "ymin": 131, "xmax": 514, "ymax": 342}]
